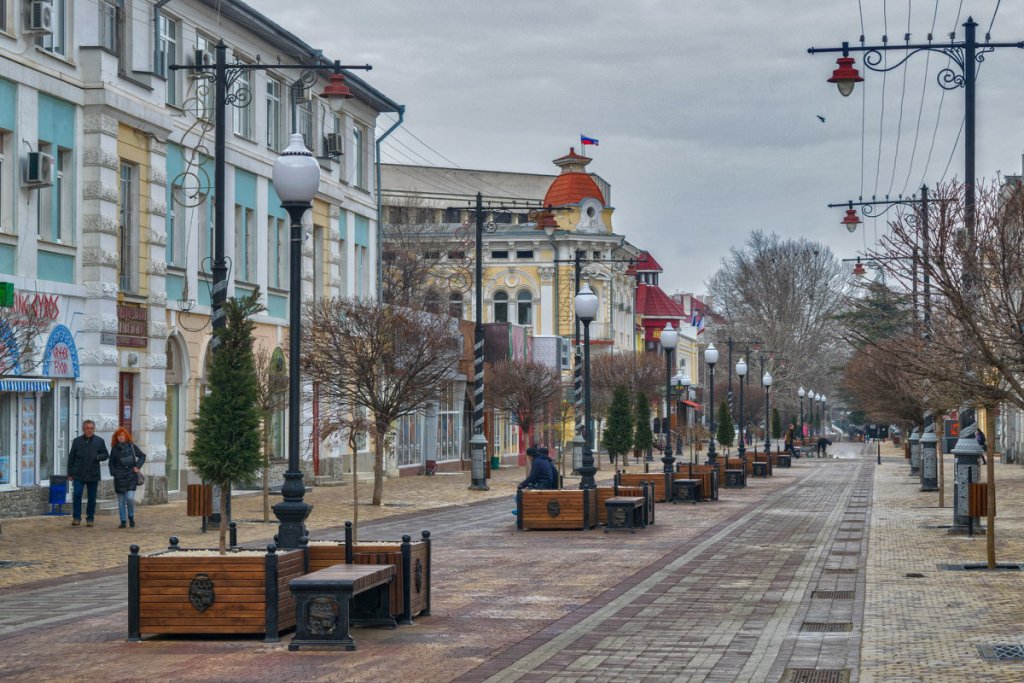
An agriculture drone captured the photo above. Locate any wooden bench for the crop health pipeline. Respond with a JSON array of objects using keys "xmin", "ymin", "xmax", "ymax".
[
  {"xmin": 288, "ymin": 563, "xmax": 396, "ymax": 651},
  {"xmin": 604, "ymin": 496, "xmax": 646, "ymax": 533},
  {"xmin": 516, "ymin": 488, "xmax": 597, "ymax": 530},
  {"xmin": 615, "ymin": 472, "xmax": 668, "ymax": 502}
]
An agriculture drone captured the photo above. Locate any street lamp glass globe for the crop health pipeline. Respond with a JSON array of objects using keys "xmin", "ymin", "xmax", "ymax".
[
  {"xmin": 272, "ymin": 134, "xmax": 321, "ymax": 203},
  {"xmin": 705, "ymin": 343, "xmax": 719, "ymax": 366},
  {"xmin": 574, "ymin": 283, "xmax": 599, "ymax": 322},
  {"xmin": 809, "ymin": 390, "xmax": 816, "ymax": 400},
  {"xmin": 762, "ymin": 371, "xmax": 772, "ymax": 387},
  {"xmin": 678, "ymin": 372, "xmax": 691, "ymax": 389},
  {"xmin": 736, "ymin": 358, "xmax": 747, "ymax": 377},
  {"xmin": 660, "ymin": 322, "xmax": 678, "ymax": 351},
  {"xmin": 798, "ymin": 386, "xmax": 805, "ymax": 398}
]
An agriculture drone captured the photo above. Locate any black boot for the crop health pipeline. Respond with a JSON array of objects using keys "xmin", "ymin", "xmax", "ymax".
[
  {"xmin": 118, "ymin": 521, "xmax": 126, "ymax": 529},
  {"xmin": 129, "ymin": 517, "xmax": 135, "ymax": 528}
]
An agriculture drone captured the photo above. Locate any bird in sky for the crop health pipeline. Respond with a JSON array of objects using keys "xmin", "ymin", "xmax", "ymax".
[{"xmin": 817, "ymin": 115, "xmax": 826, "ymax": 123}]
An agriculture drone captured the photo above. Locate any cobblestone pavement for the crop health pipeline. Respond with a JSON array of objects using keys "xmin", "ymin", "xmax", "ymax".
[{"xmin": 2, "ymin": 443, "xmax": 1024, "ymax": 681}]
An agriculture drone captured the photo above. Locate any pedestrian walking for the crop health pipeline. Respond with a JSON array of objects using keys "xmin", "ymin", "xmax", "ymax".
[
  {"xmin": 108, "ymin": 427, "xmax": 146, "ymax": 528},
  {"xmin": 67, "ymin": 420, "xmax": 109, "ymax": 527},
  {"xmin": 784, "ymin": 424, "xmax": 799, "ymax": 458}
]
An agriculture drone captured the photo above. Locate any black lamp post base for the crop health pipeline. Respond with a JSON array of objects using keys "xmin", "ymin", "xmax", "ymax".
[
  {"xmin": 273, "ymin": 470, "xmax": 312, "ymax": 549},
  {"xmin": 578, "ymin": 447, "xmax": 597, "ymax": 489}
]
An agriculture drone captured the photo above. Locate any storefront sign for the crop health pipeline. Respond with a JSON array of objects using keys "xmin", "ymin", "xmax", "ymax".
[
  {"xmin": 43, "ymin": 325, "xmax": 80, "ymax": 378},
  {"xmin": 14, "ymin": 292, "xmax": 60, "ymax": 323},
  {"xmin": 117, "ymin": 305, "xmax": 148, "ymax": 348}
]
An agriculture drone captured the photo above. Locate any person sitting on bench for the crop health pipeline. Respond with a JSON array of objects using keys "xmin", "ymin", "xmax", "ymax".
[{"xmin": 518, "ymin": 447, "xmax": 558, "ymax": 490}]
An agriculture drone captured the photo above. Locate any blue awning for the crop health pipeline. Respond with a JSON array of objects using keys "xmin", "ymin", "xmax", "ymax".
[{"xmin": 0, "ymin": 379, "xmax": 52, "ymax": 392}]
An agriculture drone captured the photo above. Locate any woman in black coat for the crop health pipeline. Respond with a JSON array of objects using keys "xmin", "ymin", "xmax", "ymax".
[{"xmin": 108, "ymin": 427, "xmax": 146, "ymax": 528}]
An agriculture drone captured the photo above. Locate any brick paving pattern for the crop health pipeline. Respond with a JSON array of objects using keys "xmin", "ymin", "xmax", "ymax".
[{"xmin": 2, "ymin": 443, "xmax": 1024, "ymax": 681}]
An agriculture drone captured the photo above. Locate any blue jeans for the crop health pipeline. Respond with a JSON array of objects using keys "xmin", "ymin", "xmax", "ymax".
[
  {"xmin": 116, "ymin": 490, "xmax": 136, "ymax": 522},
  {"xmin": 72, "ymin": 479, "xmax": 98, "ymax": 521}
]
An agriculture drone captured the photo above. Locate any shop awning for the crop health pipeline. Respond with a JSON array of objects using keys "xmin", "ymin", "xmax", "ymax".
[
  {"xmin": 0, "ymin": 379, "xmax": 52, "ymax": 392},
  {"xmin": 681, "ymin": 400, "xmax": 702, "ymax": 411}
]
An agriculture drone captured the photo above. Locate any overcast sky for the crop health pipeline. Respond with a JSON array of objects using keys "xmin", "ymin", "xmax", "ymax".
[{"xmin": 250, "ymin": 0, "xmax": 1024, "ymax": 295}]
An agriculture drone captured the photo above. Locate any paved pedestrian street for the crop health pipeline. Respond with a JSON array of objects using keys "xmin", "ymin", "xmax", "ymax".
[{"xmin": 3, "ymin": 442, "xmax": 1024, "ymax": 682}]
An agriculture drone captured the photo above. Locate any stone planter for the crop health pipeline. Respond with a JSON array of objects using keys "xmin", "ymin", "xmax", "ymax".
[{"xmin": 127, "ymin": 540, "xmax": 305, "ymax": 642}]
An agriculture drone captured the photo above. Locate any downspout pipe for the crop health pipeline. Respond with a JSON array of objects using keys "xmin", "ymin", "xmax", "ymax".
[{"xmin": 375, "ymin": 105, "xmax": 406, "ymax": 299}]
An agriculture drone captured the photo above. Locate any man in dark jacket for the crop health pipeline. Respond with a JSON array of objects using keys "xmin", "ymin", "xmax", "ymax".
[
  {"xmin": 518, "ymin": 447, "xmax": 558, "ymax": 490},
  {"xmin": 67, "ymin": 420, "xmax": 109, "ymax": 527}
]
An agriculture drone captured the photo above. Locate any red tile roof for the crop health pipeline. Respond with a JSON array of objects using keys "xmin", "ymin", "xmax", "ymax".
[
  {"xmin": 543, "ymin": 173, "xmax": 605, "ymax": 207},
  {"xmin": 634, "ymin": 251, "xmax": 663, "ymax": 273},
  {"xmin": 635, "ymin": 283, "xmax": 686, "ymax": 318}
]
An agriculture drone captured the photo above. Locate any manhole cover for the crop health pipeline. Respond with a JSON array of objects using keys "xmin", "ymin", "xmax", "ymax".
[
  {"xmin": 812, "ymin": 590, "xmax": 856, "ymax": 599},
  {"xmin": 939, "ymin": 562, "xmax": 1024, "ymax": 571},
  {"xmin": 800, "ymin": 622, "xmax": 853, "ymax": 633},
  {"xmin": 0, "ymin": 560, "xmax": 38, "ymax": 569},
  {"xmin": 780, "ymin": 669, "xmax": 851, "ymax": 683},
  {"xmin": 978, "ymin": 643, "xmax": 1024, "ymax": 661},
  {"xmin": 824, "ymin": 568, "xmax": 858, "ymax": 574}
]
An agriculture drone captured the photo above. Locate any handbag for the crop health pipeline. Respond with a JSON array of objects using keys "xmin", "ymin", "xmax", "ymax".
[{"xmin": 132, "ymin": 444, "xmax": 145, "ymax": 487}]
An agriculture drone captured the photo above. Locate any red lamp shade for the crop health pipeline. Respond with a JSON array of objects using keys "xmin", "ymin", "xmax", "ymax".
[
  {"xmin": 852, "ymin": 260, "xmax": 866, "ymax": 277},
  {"xmin": 320, "ymin": 73, "xmax": 353, "ymax": 113},
  {"xmin": 828, "ymin": 57, "xmax": 863, "ymax": 97},
  {"xmin": 535, "ymin": 210, "xmax": 558, "ymax": 234},
  {"xmin": 842, "ymin": 208, "xmax": 861, "ymax": 232}
]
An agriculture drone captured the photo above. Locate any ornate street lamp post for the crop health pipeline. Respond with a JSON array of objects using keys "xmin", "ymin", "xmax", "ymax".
[
  {"xmin": 736, "ymin": 357, "xmax": 748, "ymax": 480},
  {"xmin": 574, "ymin": 283, "xmax": 599, "ymax": 489},
  {"xmin": 705, "ymin": 344, "xmax": 719, "ymax": 467},
  {"xmin": 674, "ymin": 371, "xmax": 692, "ymax": 462},
  {"xmin": 798, "ymin": 386, "xmax": 806, "ymax": 447},
  {"xmin": 660, "ymin": 323, "xmax": 679, "ymax": 475},
  {"xmin": 270, "ymin": 134, "xmax": 322, "ymax": 549},
  {"xmin": 763, "ymin": 370, "xmax": 773, "ymax": 473},
  {"xmin": 808, "ymin": 390, "xmax": 817, "ymax": 437}
]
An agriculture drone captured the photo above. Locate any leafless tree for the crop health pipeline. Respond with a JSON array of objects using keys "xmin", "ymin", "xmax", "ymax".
[
  {"xmin": 381, "ymin": 202, "xmax": 474, "ymax": 313},
  {"xmin": 0, "ymin": 299, "xmax": 55, "ymax": 378},
  {"xmin": 706, "ymin": 230, "xmax": 853, "ymax": 418},
  {"xmin": 485, "ymin": 359, "xmax": 563, "ymax": 449},
  {"xmin": 303, "ymin": 297, "xmax": 462, "ymax": 505},
  {"xmin": 591, "ymin": 351, "xmax": 663, "ymax": 418},
  {"xmin": 253, "ymin": 346, "xmax": 289, "ymax": 523}
]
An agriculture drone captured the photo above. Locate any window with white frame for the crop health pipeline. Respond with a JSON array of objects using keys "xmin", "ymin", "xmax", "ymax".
[
  {"xmin": 266, "ymin": 78, "xmax": 282, "ymax": 151},
  {"xmin": 37, "ymin": 144, "xmax": 71, "ymax": 244},
  {"xmin": 98, "ymin": 0, "xmax": 120, "ymax": 54},
  {"xmin": 355, "ymin": 245, "xmax": 368, "ymax": 298},
  {"xmin": 0, "ymin": 0, "xmax": 8, "ymax": 33},
  {"xmin": 517, "ymin": 290, "xmax": 533, "ymax": 326},
  {"xmin": 493, "ymin": 291, "xmax": 508, "ymax": 323},
  {"xmin": 296, "ymin": 98, "xmax": 313, "ymax": 149},
  {"xmin": 39, "ymin": 0, "xmax": 67, "ymax": 57},
  {"xmin": 167, "ymin": 184, "xmax": 185, "ymax": 266},
  {"xmin": 395, "ymin": 412, "xmax": 422, "ymax": 467},
  {"xmin": 352, "ymin": 125, "xmax": 366, "ymax": 188},
  {"xmin": 268, "ymin": 215, "xmax": 286, "ymax": 289},
  {"xmin": 0, "ymin": 132, "xmax": 9, "ymax": 232},
  {"xmin": 437, "ymin": 382, "xmax": 462, "ymax": 461},
  {"xmin": 232, "ymin": 65, "xmax": 253, "ymax": 140},
  {"xmin": 194, "ymin": 35, "xmax": 215, "ymax": 119},
  {"xmin": 157, "ymin": 13, "xmax": 179, "ymax": 106},
  {"xmin": 118, "ymin": 162, "xmax": 137, "ymax": 292},
  {"xmin": 234, "ymin": 205, "xmax": 255, "ymax": 282}
]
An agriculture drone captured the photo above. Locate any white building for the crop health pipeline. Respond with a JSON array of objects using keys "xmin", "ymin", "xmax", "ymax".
[{"xmin": 0, "ymin": 0, "xmax": 399, "ymax": 515}]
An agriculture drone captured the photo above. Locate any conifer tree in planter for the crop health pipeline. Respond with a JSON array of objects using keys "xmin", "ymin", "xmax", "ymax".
[
  {"xmin": 602, "ymin": 385, "xmax": 633, "ymax": 466},
  {"xmin": 633, "ymin": 392, "xmax": 653, "ymax": 462},
  {"xmin": 188, "ymin": 291, "xmax": 264, "ymax": 553},
  {"xmin": 716, "ymin": 399, "xmax": 735, "ymax": 452}
]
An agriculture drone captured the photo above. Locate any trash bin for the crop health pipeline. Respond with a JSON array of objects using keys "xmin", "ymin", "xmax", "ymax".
[
  {"xmin": 490, "ymin": 455, "xmax": 501, "ymax": 470},
  {"xmin": 48, "ymin": 475, "xmax": 68, "ymax": 515}
]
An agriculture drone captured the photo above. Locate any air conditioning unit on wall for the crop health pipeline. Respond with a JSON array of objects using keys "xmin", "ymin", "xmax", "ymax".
[
  {"xmin": 23, "ymin": 152, "xmax": 54, "ymax": 187},
  {"xmin": 324, "ymin": 133, "xmax": 344, "ymax": 157},
  {"xmin": 27, "ymin": 0, "xmax": 53, "ymax": 34}
]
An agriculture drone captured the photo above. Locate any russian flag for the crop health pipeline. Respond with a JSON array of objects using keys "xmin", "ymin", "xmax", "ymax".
[
  {"xmin": 691, "ymin": 313, "xmax": 705, "ymax": 335},
  {"xmin": 580, "ymin": 135, "xmax": 599, "ymax": 147}
]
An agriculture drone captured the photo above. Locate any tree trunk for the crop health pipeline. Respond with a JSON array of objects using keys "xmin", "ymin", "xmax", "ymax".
[
  {"xmin": 218, "ymin": 486, "xmax": 228, "ymax": 554},
  {"xmin": 986, "ymin": 408, "xmax": 997, "ymax": 569},
  {"xmin": 372, "ymin": 428, "xmax": 385, "ymax": 506},
  {"xmin": 350, "ymin": 432, "xmax": 360, "ymax": 545}
]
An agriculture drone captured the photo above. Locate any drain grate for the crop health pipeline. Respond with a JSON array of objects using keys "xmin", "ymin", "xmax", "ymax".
[
  {"xmin": 977, "ymin": 643, "xmax": 1024, "ymax": 661},
  {"xmin": 800, "ymin": 622, "xmax": 853, "ymax": 633},
  {"xmin": 905, "ymin": 573, "xmax": 925, "ymax": 578},
  {"xmin": 780, "ymin": 669, "xmax": 851, "ymax": 683},
  {"xmin": 830, "ymin": 550, "xmax": 860, "ymax": 556},
  {"xmin": 812, "ymin": 590, "xmax": 856, "ymax": 600},
  {"xmin": 0, "ymin": 560, "xmax": 38, "ymax": 569},
  {"xmin": 838, "ymin": 527, "xmax": 863, "ymax": 532},
  {"xmin": 920, "ymin": 524, "xmax": 954, "ymax": 529},
  {"xmin": 939, "ymin": 562, "xmax": 1024, "ymax": 572},
  {"xmin": 824, "ymin": 568, "xmax": 858, "ymax": 574}
]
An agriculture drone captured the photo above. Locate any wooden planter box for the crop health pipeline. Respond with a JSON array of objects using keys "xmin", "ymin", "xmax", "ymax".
[
  {"xmin": 306, "ymin": 524, "xmax": 431, "ymax": 625},
  {"xmin": 127, "ymin": 541, "xmax": 304, "ymax": 642},
  {"xmin": 615, "ymin": 472, "xmax": 668, "ymax": 502},
  {"xmin": 516, "ymin": 489, "xmax": 597, "ymax": 530}
]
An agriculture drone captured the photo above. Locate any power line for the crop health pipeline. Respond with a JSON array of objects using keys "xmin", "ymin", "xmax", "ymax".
[
  {"xmin": 900, "ymin": 0, "xmax": 941, "ymax": 194},
  {"xmin": 888, "ymin": 0, "xmax": 912, "ymax": 196},
  {"xmin": 918, "ymin": 0, "xmax": 963, "ymax": 187}
]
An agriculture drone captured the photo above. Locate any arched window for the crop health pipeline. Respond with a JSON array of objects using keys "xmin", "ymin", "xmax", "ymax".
[
  {"xmin": 425, "ymin": 290, "xmax": 441, "ymax": 314},
  {"xmin": 517, "ymin": 290, "xmax": 532, "ymax": 326},
  {"xmin": 493, "ymin": 291, "xmax": 508, "ymax": 323},
  {"xmin": 448, "ymin": 291, "xmax": 463, "ymax": 318}
]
